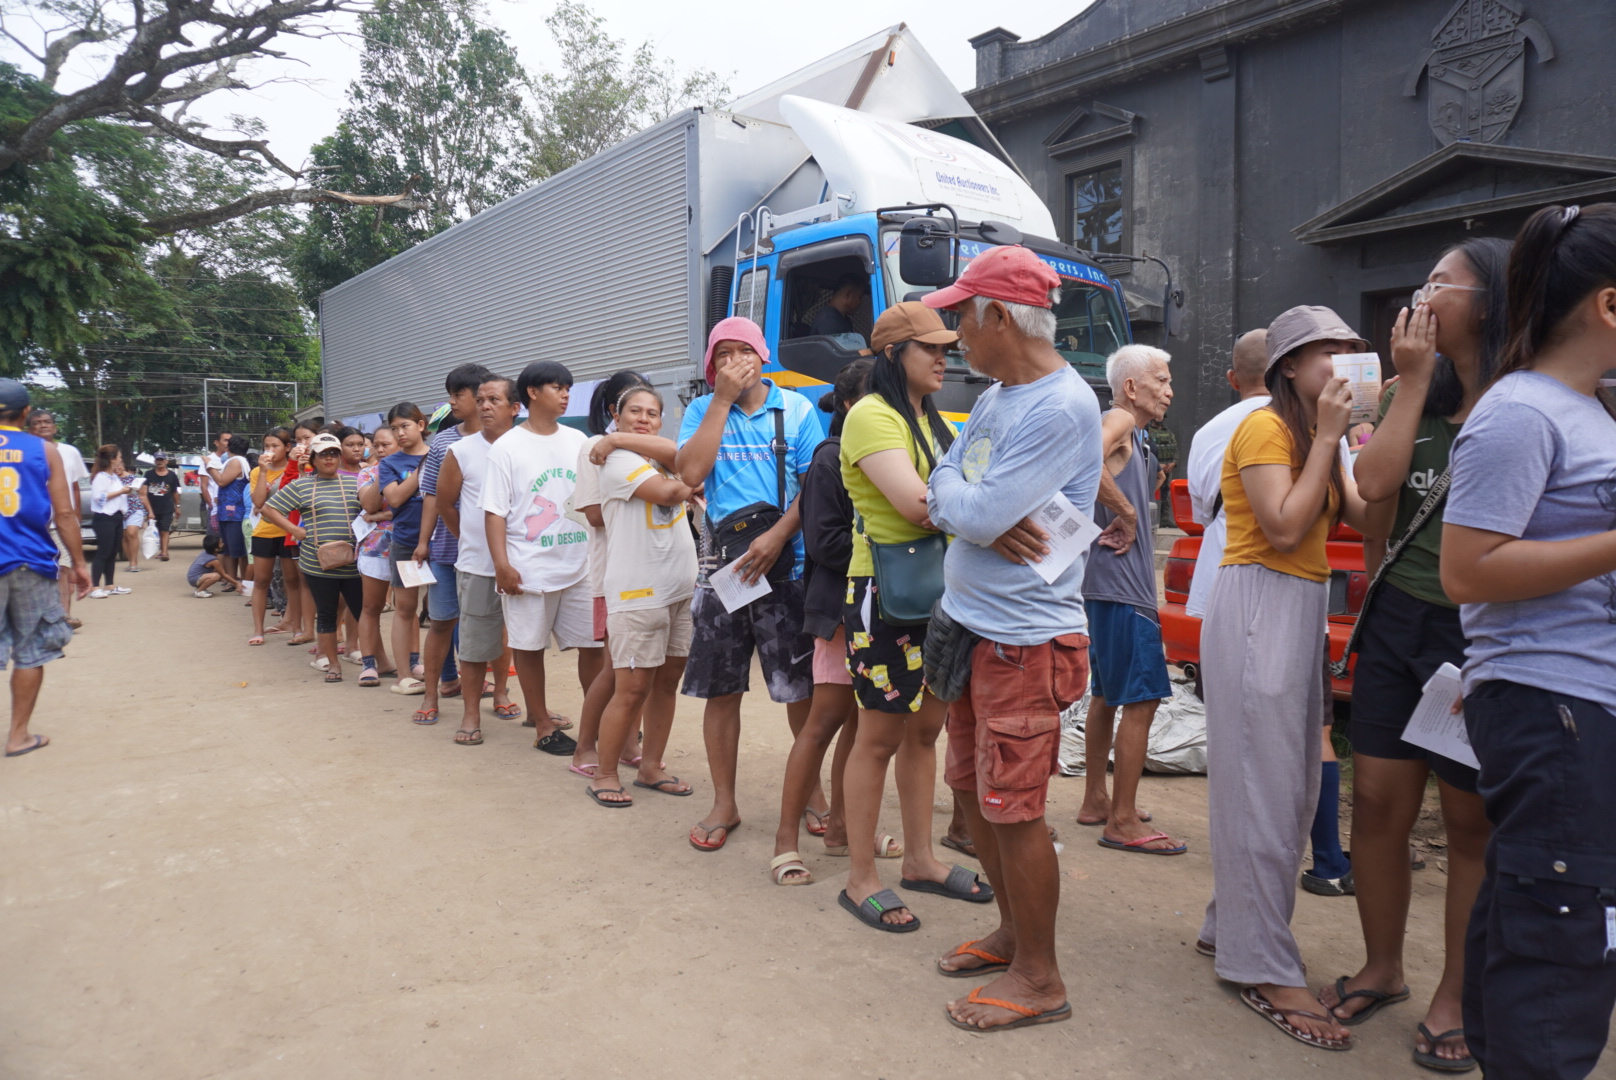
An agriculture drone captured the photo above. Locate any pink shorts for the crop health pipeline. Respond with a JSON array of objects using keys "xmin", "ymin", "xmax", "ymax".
[{"xmin": 812, "ymin": 628, "xmax": 852, "ymax": 686}]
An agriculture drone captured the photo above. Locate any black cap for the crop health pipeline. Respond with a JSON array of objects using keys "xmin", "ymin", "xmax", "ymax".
[
  {"xmin": 0, "ymin": 379, "xmax": 29, "ymax": 411},
  {"xmin": 154, "ymin": 451, "xmax": 169, "ymax": 459}
]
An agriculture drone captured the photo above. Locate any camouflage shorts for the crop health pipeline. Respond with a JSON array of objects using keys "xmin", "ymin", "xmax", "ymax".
[
  {"xmin": 0, "ymin": 567, "xmax": 72, "ymax": 669},
  {"xmin": 681, "ymin": 579, "xmax": 812, "ymax": 704}
]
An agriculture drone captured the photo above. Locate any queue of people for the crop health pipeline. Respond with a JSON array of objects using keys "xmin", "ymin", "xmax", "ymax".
[{"xmin": 4, "ymin": 204, "xmax": 1614, "ymax": 1073}]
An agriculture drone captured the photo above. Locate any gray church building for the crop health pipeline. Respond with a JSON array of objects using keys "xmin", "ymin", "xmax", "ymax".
[{"xmin": 965, "ymin": 0, "xmax": 1611, "ymax": 447}]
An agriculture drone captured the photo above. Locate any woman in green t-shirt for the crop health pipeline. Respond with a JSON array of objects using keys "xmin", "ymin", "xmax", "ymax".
[
  {"xmin": 835, "ymin": 302, "xmax": 990, "ymax": 934},
  {"xmin": 1322, "ymin": 237, "xmax": 1509, "ymax": 1072}
]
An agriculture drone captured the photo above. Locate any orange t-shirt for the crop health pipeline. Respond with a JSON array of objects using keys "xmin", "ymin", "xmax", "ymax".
[{"xmin": 1218, "ymin": 408, "xmax": 1333, "ymax": 582}]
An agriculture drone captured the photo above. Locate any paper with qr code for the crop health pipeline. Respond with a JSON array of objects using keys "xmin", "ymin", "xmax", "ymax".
[
  {"xmin": 1028, "ymin": 492, "xmax": 1103, "ymax": 585},
  {"xmin": 1331, "ymin": 353, "xmax": 1384, "ymax": 424}
]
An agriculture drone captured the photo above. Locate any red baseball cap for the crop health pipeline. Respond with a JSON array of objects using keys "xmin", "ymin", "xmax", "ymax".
[{"xmin": 921, "ymin": 245, "xmax": 1061, "ymax": 311}]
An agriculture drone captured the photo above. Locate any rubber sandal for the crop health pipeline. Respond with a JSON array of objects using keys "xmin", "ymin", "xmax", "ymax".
[
  {"xmin": 439, "ymin": 680, "xmax": 462, "ymax": 699},
  {"xmin": 689, "ymin": 820, "xmax": 739, "ymax": 852},
  {"xmin": 389, "ymin": 678, "xmax": 426, "ymax": 696},
  {"xmin": 1413, "ymin": 1024, "xmax": 1475, "ymax": 1073},
  {"xmin": 493, "ymin": 702, "xmax": 523, "ymax": 721},
  {"xmin": 567, "ymin": 762, "xmax": 599, "ymax": 778},
  {"xmin": 1195, "ymin": 940, "xmax": 1217, "ymax": 957},
  {"xmin": 632, "ymin": 776, "xmax": 693, "ymax": 797},
  {"xmin": 264, "ymin": 626, "xmax": 289, "ymax": 635},
  {"xmin": 550, "ymin": 712, "xmax": 574, "ymax": 731},
  {"xmin": 1097, "ymin": 831, "xmax": 1187, "ymax": 855},
  {"xmin": 1239, "ymin": 987, "xmax": 1352, "ymax": 1051},
  {"xmin": 453, "ymin": 728, "xmax": 483, "ymax": 745},
  {"xmin": 323, "ymin": 671, "xmax": 344, "ymax": 683},
  {"xmin": 411, "ymin": 708, "xmax": 438, "ymax": 725},
  {"xmin": 940, "ymin": 834, "xmax": 976, "ymax": 858},
  {"xmin": 481, "ymin": 680, "xmax": 496, "ymax": 699},
  {"xmin": 770, "ymin": 852, "xmax": 812, "ymax": 886},
  {"xmin": 5, "ymin": 734, "xmax": 48, "ymax": 757},
  {"xmin": 286, "ymin": 635, "xmax": 311, "ymax": 646},
  {"xmin": 804, "ymin": 807, "xmax": 829, "ymax": 836},
  {"xmin": 824, "ymin": 832, "xmax": 903, "ymax": 858},
  {"xmin": 945, "ymin": 987, "xmax": 1072, "ymax": 1031},
  {"xmin": 586, "ymin": 785, "xmax": 633, "ymax": 808},
  {"xmin": 901, "ymin": 864, "xmax": 995, "ymax": 904},
  {"xmin": 937, "ymin": 940, "xmax": 1010, "ymax": 978},
  {"xmin": 838, "ymin": 888, "xmax": 920, "ymax": 933},
  {"xmin": 1324, "ymin": 975, "xmax": 1410, "ymax": 1026},
  {"xmin": 359, "ymin": 668, "xmax": 380, "ymax": 687},
  {"xmin": 247, "ymin": 636, "xmax": 264, "ymax": 646},
  {"xmin": 310, "ymin": 657, "xmax": 330, "ymax": 672}
]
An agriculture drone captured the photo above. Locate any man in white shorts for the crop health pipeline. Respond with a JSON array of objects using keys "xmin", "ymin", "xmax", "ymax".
[
  {"xmin": 438, "ymin": 375, "xmax": 521, "ymax": 746},
  {"xmin": 481, "ymin": 361, "xmax": 598, "ymax": 755}
]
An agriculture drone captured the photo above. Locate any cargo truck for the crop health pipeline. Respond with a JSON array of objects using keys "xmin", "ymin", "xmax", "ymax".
[{"xmin": 319, "ymin": 26, "xmax": 1139, "ymax": 429}]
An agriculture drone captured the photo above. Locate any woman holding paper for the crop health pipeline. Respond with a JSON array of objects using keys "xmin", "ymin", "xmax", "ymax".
[
  {"xmin": 369, "ymin": 401, "xmax": 430, "ymax": 697},
  {"xmin": 246, "ymin": 428, "xmax": 306, "ymax": 647},
  {"xmin": 837, "ymin": 303, "xmax": 989, "ymax": 935},
  {"xmin": 1197, "ymin": 306, "xmax": 1370, "ymax": 1051},
  {"xmin": 119, "ymin": 462, "xmax": 152, "ymax": 573},
  {"xmin": 1321, "ymin": 238, "xmax": 1509, "ymax": 1072},
  {"xmin": 1440, "ymin": 203, "xmax": 1616, "ymax": 1080}
]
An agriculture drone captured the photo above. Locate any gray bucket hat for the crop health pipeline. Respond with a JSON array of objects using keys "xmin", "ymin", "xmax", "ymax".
[{"xmin": 1266, "ymin": 306, "xmax": 1369, "ymax": 372}]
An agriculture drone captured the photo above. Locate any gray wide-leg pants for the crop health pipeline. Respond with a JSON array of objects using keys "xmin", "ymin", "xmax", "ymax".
[{"xmin": 1198, "ymin": 562, "xmax": 1326, "ymax": 987}]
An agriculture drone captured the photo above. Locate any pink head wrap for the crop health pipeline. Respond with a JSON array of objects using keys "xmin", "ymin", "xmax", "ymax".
[{"xmin": 704, "ymin": 316, "xmax": 770, "ymax": 385}]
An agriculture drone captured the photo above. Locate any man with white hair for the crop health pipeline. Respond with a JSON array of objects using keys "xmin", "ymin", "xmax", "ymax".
[
  {"xmin": 1078, "ymin": 343, "xmax": 1183, "ymax": 857},
  {"xmin": 921, "ymin": 246, "xmax": 1102, "ymax": 1032}
]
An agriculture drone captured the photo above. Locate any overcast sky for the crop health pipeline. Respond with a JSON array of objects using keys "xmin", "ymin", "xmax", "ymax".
[{"xmin": 4, "ymin": 1, "xmax": 1097, "ymax": 172}]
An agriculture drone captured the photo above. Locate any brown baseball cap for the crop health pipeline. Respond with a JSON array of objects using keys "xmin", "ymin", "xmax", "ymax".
[
  {"xmin": 869, "ymin": 301, "xmax": 960, "ymax": 354},
  {"xmin": 1265, "ymin": 306, "xmax": 1369, "ymax": 371}
]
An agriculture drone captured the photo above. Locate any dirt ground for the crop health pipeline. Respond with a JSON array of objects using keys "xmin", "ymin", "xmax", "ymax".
[{"xmin": 4, "ymin": 535, "xmax": 1610, "ymax": 1080}]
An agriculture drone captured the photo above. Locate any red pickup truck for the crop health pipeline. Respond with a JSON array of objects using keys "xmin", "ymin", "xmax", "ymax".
[{"xmin": 1158, "ymin": 479, "xmax": 1366, "ymax": 700}]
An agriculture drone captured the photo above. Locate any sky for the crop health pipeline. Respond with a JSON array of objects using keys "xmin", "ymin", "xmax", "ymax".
[{"xmin": 1, "ymin": 0, "xmax": 1098, "ymax": 173}]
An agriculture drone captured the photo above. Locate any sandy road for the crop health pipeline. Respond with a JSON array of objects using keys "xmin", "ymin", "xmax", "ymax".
[{"xmin": 3, "ymin": 536, "xmax": 1606, "ymax": 1080}]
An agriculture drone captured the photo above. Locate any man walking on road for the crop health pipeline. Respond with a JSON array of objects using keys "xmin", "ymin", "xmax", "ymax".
[
  {"xmin": 1079, "ymin": 345, "xmax": 1185, "ymax": 856},
  {"xmin": 921, "ymin": 247, "xmax": 1102, "ymax": 1032},
  {"xmin": 0, "ymin": 380, "xmax": 91, "ymax": 757}
]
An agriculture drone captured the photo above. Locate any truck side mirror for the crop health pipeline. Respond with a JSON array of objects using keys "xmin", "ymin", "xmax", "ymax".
[{"xmin": 898, "ymin": 218, "xmax": 955, "ymax": 287}]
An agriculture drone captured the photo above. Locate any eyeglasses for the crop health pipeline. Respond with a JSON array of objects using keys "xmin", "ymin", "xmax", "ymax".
[{"xmin": 1412, "ymin": 281, "xmax": 1485, "ymax": 306}]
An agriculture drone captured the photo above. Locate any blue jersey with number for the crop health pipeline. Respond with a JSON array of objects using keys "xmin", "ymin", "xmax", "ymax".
[{"xmin": 0, "ymin": 425, "xmax": 60, "ymax": 578}]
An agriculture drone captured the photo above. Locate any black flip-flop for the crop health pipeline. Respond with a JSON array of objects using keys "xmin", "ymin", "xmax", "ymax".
[
  {"xmin": 1326, "ymin": 976, "xmax": 1410, "ymax": 1026},
  {"xmin": 585, "ymin": 785, "xmax": 632, "ymax": 808},
  {"xmin": 839, "ymin": 888, "xmax": 921, "ymax": 933},
  {"xmin": 1413, "ymin": 1024, "xmax": 1475, "ymax": 1072},
  {"xmin": 901, "ymin": 864, "xmax": 995, "ymax": 904},
  {"xmin": 632, "ymin": 776, "xmax": 693, "ymax": 797},
  {"xmin": 939, "ymin": 834, "xmax": 976, "ymax": 858},
  {"xmin": 535, "ymin": 730, "xmax": 578, "ymax": 756}
]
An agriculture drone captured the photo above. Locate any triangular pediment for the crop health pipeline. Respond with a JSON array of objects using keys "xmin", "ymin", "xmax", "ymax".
[
  {"xmin": 1294, "ymin": 143, "xmax": 1616, "ymax": 244},
  {"xmin": 1043, "ymin": 101, "xmax": 1138, "ymax": 157}
]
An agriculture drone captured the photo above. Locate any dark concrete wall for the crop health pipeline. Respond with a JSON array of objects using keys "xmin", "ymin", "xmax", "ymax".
[{"xmin": 971, "ymin": 0, "xmax": 1616, "ymax": 458}]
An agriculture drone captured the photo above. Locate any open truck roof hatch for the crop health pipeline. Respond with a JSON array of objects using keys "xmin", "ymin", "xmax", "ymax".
[{"xmin": 777, "ymin": 95, "xmax": 1058, "ymax": 239}]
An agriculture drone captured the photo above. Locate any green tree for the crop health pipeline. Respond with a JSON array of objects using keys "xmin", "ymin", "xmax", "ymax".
[
  {"xmin": 527, "ymin": 1, "xmax": 729, "ymax": 180},
  {"xmin": 289, "ymin": 0, "xmax": 530, "ymax": 306}
]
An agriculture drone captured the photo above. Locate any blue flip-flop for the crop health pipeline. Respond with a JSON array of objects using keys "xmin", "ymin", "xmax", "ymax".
[
  {"xmin": 5, "ymin": 734, "xmax": 47, "ymax": 757},
  {"xmin": 1097, "ymin": 831, "xmax": 1187, "ymax": 855}
]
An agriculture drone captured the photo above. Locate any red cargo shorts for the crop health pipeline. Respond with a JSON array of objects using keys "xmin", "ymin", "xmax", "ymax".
[{"xmin": 945, "ymin": 633, "xmax": 1090, "ymax": 825}]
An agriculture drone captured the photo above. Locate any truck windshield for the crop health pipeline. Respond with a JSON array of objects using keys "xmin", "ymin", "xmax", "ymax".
[{"xmin": 880, "ymin": 231, "xmax": 1129, "ymax": 383}]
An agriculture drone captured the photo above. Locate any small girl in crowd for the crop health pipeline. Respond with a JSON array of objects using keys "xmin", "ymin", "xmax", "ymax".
[
  {"xmin": 187, "ymin": 533, "xmax": 242, "ymax": 598},
  {"xmin": 369, "ymin": 401, "xmax": 430, "ymax": 698}
]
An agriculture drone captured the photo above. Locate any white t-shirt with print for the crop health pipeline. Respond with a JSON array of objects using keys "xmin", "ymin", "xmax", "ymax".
[
  {"xmin": 448, "ymin": 433, "xmax": 498, "ymax": 578},
  {"xmin": 573, "ymin": 436, "xmax": 608, "ymax": 599},
  {"xmin": 599, "ymin": 449, "xmax": 697, "ymax": 614},
  {"xmin": 478, "ymin": 424, "xmax": 590, "ymax": 593}
]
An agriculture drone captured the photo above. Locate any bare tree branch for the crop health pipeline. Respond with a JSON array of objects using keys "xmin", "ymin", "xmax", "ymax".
[
  {"xmin": 0, "ymin": 0, "xmax": 370, "ymax": 173},
  {"xmin": 127, "ymin": 104, "xmax": 303, "ymax": 179},
  {"xmin": 142, "ymin": 184, "xmax": 423, "ymax": 236}
]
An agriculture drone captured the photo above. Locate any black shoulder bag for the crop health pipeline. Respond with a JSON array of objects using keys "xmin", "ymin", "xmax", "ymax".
[
  {"xmin": 1330, "ymin": 467, "xmax": 1450, "ymax": 679},
  {"xmin": 708, "ymin": 408, "xmax": 793, "ymax": 584}
]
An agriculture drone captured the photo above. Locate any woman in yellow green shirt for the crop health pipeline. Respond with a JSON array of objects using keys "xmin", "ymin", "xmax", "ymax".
[{"xmin": 836, "ymin": 302, "xmax": 990, "ymax": 935}]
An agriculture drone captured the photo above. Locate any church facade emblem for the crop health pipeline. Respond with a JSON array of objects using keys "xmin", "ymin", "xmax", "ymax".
[{"xmin": 1404, "ymin": 0, "xmax": 1554, "ymax": 146}]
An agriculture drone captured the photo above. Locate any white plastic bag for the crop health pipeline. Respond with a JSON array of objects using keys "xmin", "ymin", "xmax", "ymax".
[
  {"xmin": 140, "ymin": 522, "xmax": 159, "ymax": 559},
  {"xmin": 1057, "ymin": 678, "xmax": 1208, "ymax": 776}
]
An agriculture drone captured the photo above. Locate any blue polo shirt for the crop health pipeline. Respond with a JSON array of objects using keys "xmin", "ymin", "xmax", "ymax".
[{"xmin": 678, "ymin": 379, "xmax": 823, "ymax": 580}]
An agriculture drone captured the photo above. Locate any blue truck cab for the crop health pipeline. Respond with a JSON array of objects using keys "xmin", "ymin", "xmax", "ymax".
[{"xmin": 728, "ymin": 210, "xmax": 1133, "ymax": 425}]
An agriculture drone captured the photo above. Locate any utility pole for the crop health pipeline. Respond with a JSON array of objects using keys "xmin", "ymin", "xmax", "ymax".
[{"xmin": 95, "ymin": 392, "xmax": 102, "ymax": 447}]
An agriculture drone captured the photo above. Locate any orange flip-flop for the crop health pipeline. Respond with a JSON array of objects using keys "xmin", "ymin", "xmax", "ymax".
[
  {"xmin": 945, "ymin": 987, "xmax": 1072, "ymax": 1031},
  {"xmin": 937, "ymin": 940, "xmax": 1011, "ymax": 978}
]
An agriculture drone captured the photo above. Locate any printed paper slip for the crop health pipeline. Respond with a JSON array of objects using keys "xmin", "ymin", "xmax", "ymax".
[
  {"xmin": 395, "ymin": 559, "xmax": 438, "ymax": 589},
  {"xmin": 351, "ymin": 514, "xmax": 375, "ymax": 543},
  {"xmin": 1400, "ymin": 662, "xmax": 1479, "ymax": 770},
  {"xmin": 1029, "ymin": 492, "xmax": 1103, "ymax": 586},
  {"xmin": 1331, "ymin": 353, "xmax": 1384, "ymax": 424},
  {"xmin": 709, "ymin": 559, "xmax": 772, "ymax": 614}
]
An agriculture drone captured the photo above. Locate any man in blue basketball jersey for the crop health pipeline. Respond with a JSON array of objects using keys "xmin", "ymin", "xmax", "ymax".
[{"xmin": 0, "ymin": 380, "xmax": 90, "ymax": 757}]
